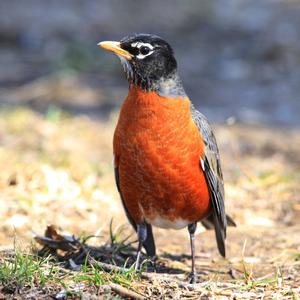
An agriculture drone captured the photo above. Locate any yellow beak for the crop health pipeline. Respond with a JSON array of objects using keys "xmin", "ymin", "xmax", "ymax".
[{"xmin": 97, "ymin": 41, "xmax": 133, "ymax": 60}]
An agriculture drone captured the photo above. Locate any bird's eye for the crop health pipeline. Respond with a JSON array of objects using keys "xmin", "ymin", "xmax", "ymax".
[{"xmin": 139, "ymin": 46, "xmax": 150, "ymax": 55}]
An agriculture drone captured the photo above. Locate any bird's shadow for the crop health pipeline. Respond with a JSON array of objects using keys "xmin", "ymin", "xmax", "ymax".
[{"xmin": 161, "ymin": 253, "xmax": 191, "ymax": 262}]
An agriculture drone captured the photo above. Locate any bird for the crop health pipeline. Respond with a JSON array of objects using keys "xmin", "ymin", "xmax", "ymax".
[{"xmin": 98, "ymin": 33, "xmax": 235, "ymax": 283}]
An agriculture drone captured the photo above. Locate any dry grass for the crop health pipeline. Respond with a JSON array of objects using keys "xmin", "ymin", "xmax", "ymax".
[{"xmin": 0, "ymin": 106, "xmax": 300, "ymax": 299}]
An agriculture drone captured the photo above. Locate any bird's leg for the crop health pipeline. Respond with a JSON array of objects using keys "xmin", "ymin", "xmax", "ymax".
[
  {"xmin": 188, "ymin": 222, "xmax": 197, "ymax": 284},
  {"xmin": 135, "ymin": 223, "xmax": 147, "ymax": 271}
]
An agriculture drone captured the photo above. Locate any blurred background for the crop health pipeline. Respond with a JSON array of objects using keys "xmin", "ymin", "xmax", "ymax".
[
  {"xmin": 0, "ymin": 0, "xmax": 300, "ymax": 275},
  {"xmin": 1, "ymin": 0, "xmax": 300, "ymax": 125}
]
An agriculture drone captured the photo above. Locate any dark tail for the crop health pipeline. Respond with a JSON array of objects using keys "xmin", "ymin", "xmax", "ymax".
[
  {"xmin": 214, "ymin": 217, "xmax": 226, "ymax": 257},
  {"xmin": 201, "ymin": 214, "xmax": 236, "ymax": 257},
  {"xmin": 226, "ymin": 215, "xmax": 236, "ymax": 227}
]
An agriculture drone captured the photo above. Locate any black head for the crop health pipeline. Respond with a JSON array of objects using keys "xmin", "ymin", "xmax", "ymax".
[{"xmin": 99, "ymin": 34, "xmax": 183, "ymax": 94}]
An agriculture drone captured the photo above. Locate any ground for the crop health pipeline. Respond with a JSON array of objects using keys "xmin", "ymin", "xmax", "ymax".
[{"xmin": 0, "ymin": 106, "xmax": 299, "ymax": 299}]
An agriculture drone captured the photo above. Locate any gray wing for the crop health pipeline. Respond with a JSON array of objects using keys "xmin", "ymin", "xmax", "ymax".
[{"xmin": 191, "ymin": 106, "xmax": 232, "ymax": 257}]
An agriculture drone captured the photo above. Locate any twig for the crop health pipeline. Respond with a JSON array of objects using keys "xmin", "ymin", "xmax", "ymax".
[
  {"xmin": 88, "ymin": 257, "xmax": 126, "ymax": 273},
  {"xmin": 88, "ymin": 258, "xmax": 241, "ymax": 291},
  {"xmin": 109, "ymin": 282, "xmax": 145, "ymax": 300}
]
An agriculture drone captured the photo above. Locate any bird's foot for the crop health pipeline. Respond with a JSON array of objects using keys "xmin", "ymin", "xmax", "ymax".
[
  {"xmin": 146, "ymin": 255, "xmax": 157, "ymax": 272},
  {"xmin": 189, "ymin": 271, "xmax": 197, "ymax": 284}
]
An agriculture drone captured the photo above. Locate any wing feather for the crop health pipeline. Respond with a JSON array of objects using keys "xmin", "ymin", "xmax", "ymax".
[{"xmin": 191, "ymin": 106, "xmax": 233, "ymax": 257}]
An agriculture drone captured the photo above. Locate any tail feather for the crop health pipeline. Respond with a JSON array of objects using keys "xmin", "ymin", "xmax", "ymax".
[
  {"xmin": 201, "ymin": 214, "xmax": 236, "ymax": 230},
  {"xmin": 213, "ymin": 215, "xmax": 226, "ymax": 257},
  {"xmin": 201, "ymin": 214, "xmax": 236, "ymax": 257},
  {"xmin": 226, "ymin": 215, "xmax": 237, "ymax": 227}
]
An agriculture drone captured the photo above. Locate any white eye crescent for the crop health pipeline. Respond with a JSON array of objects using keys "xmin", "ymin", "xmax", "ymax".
[
  {"xmin": 130, "ymin": 42, "xmax": 154, "ymax": 59},
  {"xmin": 136, "ymin": 50, "xmax": 154, "ymax": 59},
  {"xmin": 131, "ymin": 42, "xmax": 154, "ymax": 50}
]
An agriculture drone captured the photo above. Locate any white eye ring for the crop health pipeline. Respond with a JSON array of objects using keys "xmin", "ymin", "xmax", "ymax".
[
  {"xmin": 130, "ymin": 42, "xmax": 154, "ymax": 59},
  {"xmin": 136, "ymin": 50, "xmax": 154, "ymax": 59},
  {"xmin": 130, "ymin": 42, "xmax": 154, "ymax": 50}
]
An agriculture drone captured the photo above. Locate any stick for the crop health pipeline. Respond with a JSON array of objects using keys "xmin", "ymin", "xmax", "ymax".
[
  {"xmin": 109, "ymin": 282, "xmax": 145, "ymax": 300},
  {"xmin": 88, "ymin": 257, "xmax": 241, "ymax": 291}
]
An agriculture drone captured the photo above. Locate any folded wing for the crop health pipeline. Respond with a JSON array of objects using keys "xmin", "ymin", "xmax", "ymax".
[{"xmin": 191, "ymin": 106, "xmax": 235, "ymax": 257}]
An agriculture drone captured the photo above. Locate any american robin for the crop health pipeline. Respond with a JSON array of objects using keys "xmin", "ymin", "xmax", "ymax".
[{"xmin": 98, "ymin": 33, "xmax": 235, "ymax": 283}]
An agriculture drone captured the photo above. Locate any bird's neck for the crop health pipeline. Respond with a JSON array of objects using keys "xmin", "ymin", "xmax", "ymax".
[
  {"xmin": 128, "ymin": 71, "xmax": 187, "ymax": 99},
  {"xmin": 152, "ymin": 71, "xmax": 187, "ymax": 98}
]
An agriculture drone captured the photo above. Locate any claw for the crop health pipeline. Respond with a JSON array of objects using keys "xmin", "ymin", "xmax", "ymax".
[{"xmin": 189, "ymin": 271, "xmax": 197, "ymax": 284}]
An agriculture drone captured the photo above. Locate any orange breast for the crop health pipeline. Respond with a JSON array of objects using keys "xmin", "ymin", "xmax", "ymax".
[{"xmin": 114, "ymin": 85, "xmax": 210, "ymax": 229}]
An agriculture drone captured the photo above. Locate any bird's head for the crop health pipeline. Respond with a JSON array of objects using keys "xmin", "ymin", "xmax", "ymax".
[{"xmin": 98, "ymin": 33, "xmax": 185, "ymax": 96}]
